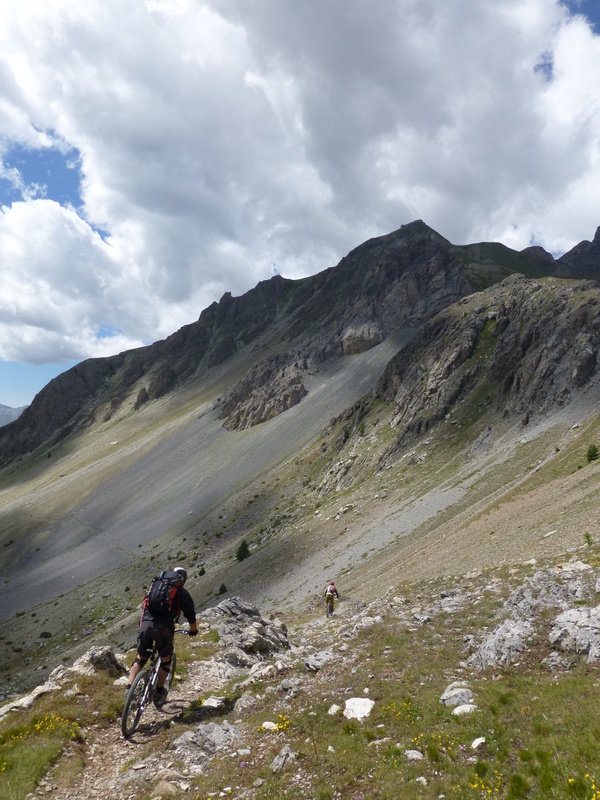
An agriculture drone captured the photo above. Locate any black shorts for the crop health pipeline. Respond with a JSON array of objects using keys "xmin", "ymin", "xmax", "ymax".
[{"xmin": 137, "ymin": 618, "xmax": 174, "ymax": 660}]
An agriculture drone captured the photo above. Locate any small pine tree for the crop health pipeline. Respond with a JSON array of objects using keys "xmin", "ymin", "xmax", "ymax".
[
  {"xmin": 218, "ymin": 583, "xmax": 227, "ymax": 595},
  {"xmin": 236, "ymin": 539, "xmax": 250, "ymax": 561},
  {"xmin": 586, "ymin": 444, "xmax": 599, "ymax": 463}
]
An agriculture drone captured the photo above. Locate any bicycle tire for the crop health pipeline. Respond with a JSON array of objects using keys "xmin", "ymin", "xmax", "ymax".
[{"xmin": 121, "ymin": 669, "xmax": 150, "ymax": 738}]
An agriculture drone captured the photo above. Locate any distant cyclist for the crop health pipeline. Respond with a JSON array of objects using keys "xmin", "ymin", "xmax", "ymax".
[
  {"xmin": 324, "ymin": 581, "xmax": 340, "ymax": 617},
  {"xmin": 125, "ymin": 566, "xmax": 198, "ymax": 706}
]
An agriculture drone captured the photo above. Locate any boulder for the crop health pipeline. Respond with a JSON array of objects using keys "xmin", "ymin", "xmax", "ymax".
[
  {"xmin": 439, "ymin": 682, "xmax": 474, "ymax": 707},
  {"xmin": 549, "ymin": 605, "xmax": 600, "ymax": 662},
  {"xmin": 467, "ymin": 619, "xmax": 533, "ymax": 670},
  {"xmin": 270, "ymin": 744, "xmax": 297, "ymax": 773},
  {"xmin": 71, "ymin": 646, "xmax": 127, "ymax": 678},
  {"xmin": 305, "ymin": 649, "xmax": 335, "ymax": 672},
  {"xmin": 171, "ymin": 720, "xmax": 240, "ymax": 760},
  {"xmin": 200, "ymin": 597, "xmax": 289, "ymax": 658}
]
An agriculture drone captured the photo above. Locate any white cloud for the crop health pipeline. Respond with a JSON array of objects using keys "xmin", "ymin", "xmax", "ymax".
[{"xmin": 0, "ymin": 0, "xmax": 599, "ymax": 380}]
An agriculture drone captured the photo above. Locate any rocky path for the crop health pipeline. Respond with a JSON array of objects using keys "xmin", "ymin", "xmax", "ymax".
[
  {"xmin": 33, "ymin": 648, "xmax": 242, "ymax": 800},
  {"xmin": 27, "ymin": 598, "xmax": 293, "ymax": 800}
]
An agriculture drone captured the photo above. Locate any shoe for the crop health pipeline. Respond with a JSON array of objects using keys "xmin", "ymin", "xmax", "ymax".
[{"xmin": 154, "ymin": 688, "xmax": 168, "ymax": 708}]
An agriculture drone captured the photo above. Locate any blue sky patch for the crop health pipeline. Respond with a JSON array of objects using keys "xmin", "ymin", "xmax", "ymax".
[
  {"xmin": 534, "ymin": 52, "xmax": 554, "ymax": 82},
  {"xmin": 563, "ymin": 0, "xmax": 600, "ymax": 33},
  {"xmin": 96, "ymin": 324, "xmax": 123, "ymax": 340},
  {"xmin": 0, "ymin": 141, "xmax": 83, "ymax": 207},
  {"xmin": 0, "ymin": 360, "xmax": 78, "ymax": 408}
]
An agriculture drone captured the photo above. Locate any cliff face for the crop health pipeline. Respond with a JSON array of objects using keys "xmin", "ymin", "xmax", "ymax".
[
  {"xmin": 0, "ymin": 220, "xmax": 597, "ymax": 465},
  {"xmin": 373, "ymin": 274, "xmax": 600, "ymax": 458}
]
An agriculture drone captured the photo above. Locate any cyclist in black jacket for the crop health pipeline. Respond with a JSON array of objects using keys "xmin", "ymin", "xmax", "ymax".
[{"xmin": 125, "ymin": 566, "xmax": 198, "ymax": 706}]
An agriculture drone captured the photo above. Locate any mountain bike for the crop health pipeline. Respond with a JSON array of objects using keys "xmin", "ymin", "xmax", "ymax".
[{"xmin": 121, "ymin": 630, "xmax": 187, "ymax": 738}]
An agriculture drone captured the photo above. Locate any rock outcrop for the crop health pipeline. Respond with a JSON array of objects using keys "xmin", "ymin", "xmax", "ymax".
[
  {"xmin": 198, "ymin": 596, "xmax": 289, "ymax": 662},
  {"xmin": 374, "ymin": 275, "xmax": 600, "ymax": 456},
  {"xmin": 219, "ymin": 356, "xmax": 308, "ymax": 430}
]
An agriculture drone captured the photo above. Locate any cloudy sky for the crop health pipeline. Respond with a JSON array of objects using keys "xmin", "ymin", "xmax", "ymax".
[{"xmin": 1, "ymin": 0, "xmax": 600, "ymax": 407}]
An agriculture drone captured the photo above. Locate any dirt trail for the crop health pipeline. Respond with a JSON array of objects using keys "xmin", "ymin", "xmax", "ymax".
[{"xmin": 35, "ymin": 653, "xmax": 239, "ymax": 800}]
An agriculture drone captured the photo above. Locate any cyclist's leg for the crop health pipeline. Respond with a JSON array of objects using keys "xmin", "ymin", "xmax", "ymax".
[
  {"xmin": 127, "ymin": 622, "xmax": 153, "ymax": 689},
  {"xmin": 156, "ymin": 627, "xmax": 174, "ymax": 690}
]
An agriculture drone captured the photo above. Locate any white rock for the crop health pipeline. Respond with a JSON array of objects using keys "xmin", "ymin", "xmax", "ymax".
[
  {"xmin": 452, "ymin": 703, "xmax": 477, "ymax": 716},
  {"xmin": 404, "ymin": 749, "xmax": 424, "ymax": 762},
  {"xmin": 203, "ymin": 696, "xmax": 225, "ymax": 709},
  {"xmin": 471, "ymin": 737, "xmax": 486, "ymax": 750},
  {"xmin": 343, "ymin": 697, "xmax": 375, "ymax": 721},
  {"xmin": 328, "ymin": 704, "xmax": 342, "ymax": 716}
]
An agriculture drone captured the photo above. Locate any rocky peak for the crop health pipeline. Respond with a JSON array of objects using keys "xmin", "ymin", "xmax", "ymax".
[{"xmin": 554, "ymin": 228, "xmax": 600, "ymax": 279}]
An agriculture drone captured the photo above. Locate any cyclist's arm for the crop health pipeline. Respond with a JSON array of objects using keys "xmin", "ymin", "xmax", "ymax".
[{"xmin": 179, "ymin": 587, "xmax": 198, "ymax": 635}]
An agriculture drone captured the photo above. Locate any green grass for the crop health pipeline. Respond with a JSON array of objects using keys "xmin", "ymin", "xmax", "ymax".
[
  {"xmin": 0, "ymin": 668, "xmax": 125, "ymax": 800},
  {"xmin": 0, "ymin": 713, "xmax": 81, "ymax": 800}
]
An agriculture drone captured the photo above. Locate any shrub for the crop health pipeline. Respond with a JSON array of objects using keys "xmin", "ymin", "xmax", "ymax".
[
  {"xmin": 586, "ymin": 444, "xmax": 599, "ymax": 463},
  {"xmin": 236, "ymin": 539, "xmax": 250, "ymax": 562}
]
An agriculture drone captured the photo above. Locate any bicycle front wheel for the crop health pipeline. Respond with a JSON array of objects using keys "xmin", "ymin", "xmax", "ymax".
[{"xmin": 121, "ymin": 670, "xmax": 150, "ymax": 738}]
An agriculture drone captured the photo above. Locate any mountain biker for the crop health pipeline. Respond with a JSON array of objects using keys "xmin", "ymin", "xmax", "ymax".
[
  {"xmin": 324, "ymin": 581, "xmax": 340, "ymax": 617},
  {"xmin": 125, "ymin": 566, "xmax": 198, "ymax": 706}
]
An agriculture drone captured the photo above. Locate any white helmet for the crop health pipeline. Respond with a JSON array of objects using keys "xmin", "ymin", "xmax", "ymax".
[{"xmin": 173, "ymin": 566, "xmax": 187, "ymax": 584}]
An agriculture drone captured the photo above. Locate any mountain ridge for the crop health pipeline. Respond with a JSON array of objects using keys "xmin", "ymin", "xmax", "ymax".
[{"xmin": 2, "ymin": 219, "xmax": 590, "ymax": 467}]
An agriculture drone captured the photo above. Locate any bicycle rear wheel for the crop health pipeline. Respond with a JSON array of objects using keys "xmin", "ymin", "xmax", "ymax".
[{"xmin": 121, "ymin": 670, "xmax": 150, "ymax": 738}]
